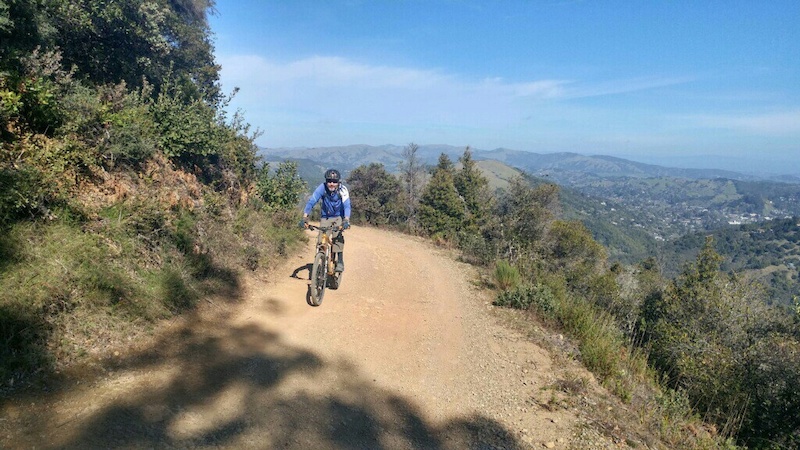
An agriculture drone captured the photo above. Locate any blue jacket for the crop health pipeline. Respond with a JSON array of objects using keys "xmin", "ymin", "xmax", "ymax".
[{"xmin": 304, "ymin": 183, "xmax": 351, "ymax": 219}]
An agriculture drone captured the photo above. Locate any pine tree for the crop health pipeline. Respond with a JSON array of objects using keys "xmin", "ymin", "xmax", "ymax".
[
  {"xmin": 347, "ymin": 163, "xmax": 402, "ymax": 225},
  {"xmin": 418, "ymin": 153, "xmax": 465, "ymax": 240},
  {"xmin": 454, "ymin": 146, "xmax": 492, "ymax": 231}
]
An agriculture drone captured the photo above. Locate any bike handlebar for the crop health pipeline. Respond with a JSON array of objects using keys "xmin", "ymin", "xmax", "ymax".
[{"xmin": 306, "ymin": 223, "xmax": 345, "ymax": 232}]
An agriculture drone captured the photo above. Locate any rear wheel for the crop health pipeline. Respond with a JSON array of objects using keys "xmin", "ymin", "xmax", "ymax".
[
  {"xmin": 309, "ymin": 252, "xmax": 327, "ymax": 306},
  {"xmin": 328, "ymin": 272, "xmax": 343, "ymax": 290}
]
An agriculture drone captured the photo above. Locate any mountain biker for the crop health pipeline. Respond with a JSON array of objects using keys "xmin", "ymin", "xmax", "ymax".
[{"xmin": 300, "ymin": 169, "xmax": 351, "ymax": 272}]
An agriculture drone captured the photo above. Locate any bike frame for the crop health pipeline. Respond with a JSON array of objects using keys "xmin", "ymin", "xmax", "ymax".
[{"xmin": 306, "ymin": 224, "xmax": 344, "ymax": 306}]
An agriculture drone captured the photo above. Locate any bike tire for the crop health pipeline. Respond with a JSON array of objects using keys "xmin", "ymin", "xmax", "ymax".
[
  {"xmin": 309, "ymin": 252, "xmax": 327, "ymax": 306},
  {"xmin": 328, "ymin": 271, "xmax": 343, "ymax": 290}
]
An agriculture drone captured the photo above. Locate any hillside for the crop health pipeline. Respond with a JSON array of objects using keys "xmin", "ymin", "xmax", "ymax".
[
  {"xmin": 565, "ymin": 176, "xmax": 800, "ymax": 240},
  {"xmin": 260, "ymin": 144, "xmax": 800, "ymax": 182},
  {"xmin": 5, "ymin": 4, "xmax": 799, "ymax": 448},
  {"xmin": 660, "ymin": 217, "xmax": 800, "ymax": 305},
  {"xmin": 262, "ymin": 145, "xmax": 800, "ymax": 261},
  {"xmin": 2, "ymin": 226, "xmax": 646, "ymax": 449}
]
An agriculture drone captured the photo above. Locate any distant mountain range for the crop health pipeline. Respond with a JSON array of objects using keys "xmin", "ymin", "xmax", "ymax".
[
  {"xmin": 259, "ymin": 144, "xmax": 800, "ymax": 184},
  {"xmin": 260, "ymin": 144, "xmax": 800, "ymax": 303}
]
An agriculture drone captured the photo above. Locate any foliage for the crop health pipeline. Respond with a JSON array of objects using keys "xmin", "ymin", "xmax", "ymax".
[
  {"xmin": 493, "ymin": 176, "xmax": 561, "ymax": 277},
  {"xmin": 452, "ymin": 147, "xmax": 500, "ymax": 265},
  {"xmin": 493, "ymin": 259, "xmax": 520, "ymax": 291},
  {"xmin": 347, "ymin": 162, "xmax": 404, "ymax": 226},
  {"xmin": 398, "ymin": 142, "xmax": 425, "ymax": 230},
  {"xmin": 494, "ymin": 282, "xmax": 558, "ymax": 316},
  {"xmin": 0, "ymin": 0, "xmax": 297, "ymax": 395},
  {"xmin": 642, "ymin": 236, "xmax": 800, "ymax": 447},
  {"xmin": 37, "ymin": 0, "xmax": 220, "ymax": 100},
  {"xmin": 545, "ymin": 219, "xmax": 608, "ymax": 291},
  {"xmin": 150, "ymin": 73, "xmax": 223, "ymax": 164},
  {"xmin": 255, "ymin": 160, "xmax": 306, "ymax": 210},
  {"xmin": 661, "ymin": 216, "xmax": 800, "ymax": 305},
  {"xmin": 454, "ymin": 146, "xmax": 493, "ymax": 231},
  {"xmin": 418, "ymin": 153, "xmax": 465, "ymax": 240}
]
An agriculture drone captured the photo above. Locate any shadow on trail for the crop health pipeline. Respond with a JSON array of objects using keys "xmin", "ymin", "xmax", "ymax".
[
  {"xmin": 2, "ymin": 308, "xmax": 525, "ymax": 450},
  {"xmin": 290, "ymin": 263, "xmax": 313, "ymax": 280}
]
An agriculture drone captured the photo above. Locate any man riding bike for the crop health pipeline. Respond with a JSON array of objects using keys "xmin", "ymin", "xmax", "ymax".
[{"xmin": 300, "ymin": 169, "xmax": 351, "ymax": 272}]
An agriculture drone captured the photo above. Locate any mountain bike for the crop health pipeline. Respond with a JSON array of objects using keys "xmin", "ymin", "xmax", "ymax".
[{"xmin": 306, "ymin": 223, "xmax": 344, "ymax": 306}]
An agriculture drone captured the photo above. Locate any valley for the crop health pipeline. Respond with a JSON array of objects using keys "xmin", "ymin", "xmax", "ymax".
[{"xmin": 260, "ymin": 144, "xmax": 800, "ymax": 305}]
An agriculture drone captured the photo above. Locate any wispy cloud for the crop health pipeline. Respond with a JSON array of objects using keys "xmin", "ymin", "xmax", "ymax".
[
  {"xmin": 216, "ymin": 54, "xmax": 574, "ymax": 128},
  {"xmin": 689, "ymin": 110, "xmax": 800, "ymax": 135},
  {"xmin": 560, "ymin": 76, "xmax": 696, "ymax": 99},
  {"xmin": 219, "ymin": 55, "xmax": 450, "ymax": 90},
  {"xmin": 217, "ymin": 53, "xmax": 706, "ymax": 142},
  {"xmin": 216, "ymin": 53, "xmax": 796, "ymax": 156},
  {"xmin": 218, "ymin": 54, "xmax": 689, "ymax": 107}
]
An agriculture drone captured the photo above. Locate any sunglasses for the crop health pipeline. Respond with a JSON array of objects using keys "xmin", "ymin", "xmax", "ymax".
[{"xmin": 326, "ymin": 179, "xmax": 339, "ymax": 183}]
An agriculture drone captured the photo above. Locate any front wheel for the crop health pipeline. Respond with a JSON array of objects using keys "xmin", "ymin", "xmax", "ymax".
[{"xmin": 309, "ymin": 252, "xmax": 327, "ymax": 306}]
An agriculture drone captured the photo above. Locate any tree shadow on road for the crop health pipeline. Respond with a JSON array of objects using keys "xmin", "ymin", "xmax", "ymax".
[{"xmin": 1, "ymin": 307, "xmax": 526, "ymax": 450}]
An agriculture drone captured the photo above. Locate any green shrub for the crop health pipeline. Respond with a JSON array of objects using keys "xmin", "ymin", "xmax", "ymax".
[
  {"xmin": 493, "ymin": 259, "xmax": 520, "ymax": 291},
  {"xmin": 458, "ymin": 230, "xmax": 497, "ymax": 266},
  {"xmin": 150, "ymin": 75, "xmax": 225, "ymax": 172},
  {"xmin": 255, "ymin": 161, "xmax": 306, "ymax": 210},
  {"xmin": 494, "ymin": 283, "xmax": 531, "ymax": 309},
  {"xmin": 559, "ymin": 296, "xmax": 623, "ymax": 381},
  {"xmin": 158, "ymin": 266, "xmax": 195, "ymax": 312},
  {"xmin": 494, "ymin": 282, "xmax": 558, "ymax": 318},
  {"xmin": 27, "ymin": 79, "xmax": 157, "ymax": 170}
]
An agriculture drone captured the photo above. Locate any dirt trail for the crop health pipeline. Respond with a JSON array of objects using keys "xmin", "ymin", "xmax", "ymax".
[{"xmin": 1, "ymin": 226, "xmax": 615, "ymax": 449}]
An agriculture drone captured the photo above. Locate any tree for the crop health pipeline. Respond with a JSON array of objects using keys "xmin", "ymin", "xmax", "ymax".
[
  {"xmin": 255, "ymin": 161, "xmax": 306, "ymax": 210},
  {"xmin": 546, "ymin": 219, "xmax": 607, "ymax": 289},
  {"xmin": 0, "ymin": 0, "xmax": 45, "ymax": 73},
  {"xmin": 1, "ymin": 0, "xmax": 220, "ymax": 102},
  {"xmin": 454, "ymin": 146, "xmax": 492, "ymax": 231},
  {"xmin": 347, "ymin": 163, "xmax": 402, "ymax": 226},
  {"xmin": 498, "ymin": 177, "xmax": 559, "ymax": 253},
  {"xmin": 398, "ymin": 142, "xmax": 425, "ymax": 230},
  {"xmin": 418, "ymin": 153, "xmax": 464, "ymax": 240},
  {"xmin": 642, "ymin": 236, "xmax": 800, "ymax": 445}
]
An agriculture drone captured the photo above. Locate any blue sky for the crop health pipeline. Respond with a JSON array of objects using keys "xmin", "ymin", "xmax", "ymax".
[{"xmin": 208, "ymin": 1, "xmax": 800, "ymax": 174}]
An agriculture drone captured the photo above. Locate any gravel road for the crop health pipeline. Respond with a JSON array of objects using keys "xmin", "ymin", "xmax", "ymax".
[{"xmin": 1, "ymin": 225, "xmax": 619, "ymax": 449}]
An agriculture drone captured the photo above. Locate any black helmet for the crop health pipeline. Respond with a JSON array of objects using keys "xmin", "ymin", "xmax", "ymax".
[{"xmin": 324, "ymin": 169, "xmax": 341, "ymax": 183}]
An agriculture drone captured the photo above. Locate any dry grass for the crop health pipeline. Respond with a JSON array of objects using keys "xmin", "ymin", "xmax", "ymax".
[
  {"xmin": 487, "ymin": 298, "xmax": 733, "ymax": 449},
  {"xmin": 0, "ymin": 161, "xmax": 305, "ymax": 394}
]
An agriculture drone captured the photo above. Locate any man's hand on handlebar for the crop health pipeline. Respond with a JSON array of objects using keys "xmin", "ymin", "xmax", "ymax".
[
  {"xmin": 299, "ymin": 217, "xmax": 309, "ymax": 229},
  {"xmin": 342, "ymin": 219, "xmax": 351, "ymax": 230}
]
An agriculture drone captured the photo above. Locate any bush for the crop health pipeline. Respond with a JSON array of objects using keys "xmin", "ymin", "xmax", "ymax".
[
  {"xmin": 494, "ymin": 282, "xmax": 558, "ymax": 318},
  {"xmin": 493, "ymin": 259, "xmax": 520, "ymax": 291},
  {"xmin": 559, "ymin": 296, "xmax": 623, "ymax": 381},
  {"xmin": 255, "ymin": 161, "xmax": 306, "ymax": 210}
]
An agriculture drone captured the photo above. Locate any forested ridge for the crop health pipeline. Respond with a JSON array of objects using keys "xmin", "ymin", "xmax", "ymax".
[
  {"xmin": 660, "ymin": 217, "xmax": 800, "ymax": 306},
  {"xmin": 2, "ymin": 2, "xmax": 800, "ymax": 449},
  {"xmin": 343, "ymin": 150, "xmax": 800, "ymax": 449}
]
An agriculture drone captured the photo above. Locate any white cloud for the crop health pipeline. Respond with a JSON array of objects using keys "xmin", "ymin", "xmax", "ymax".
[
  {"xmin": 219, "ymin": 54, "xmax": 449, "ymax": 90},
  {"xmin": 689, "ymin": 110, "xmax": 800, "ymax": 135},
  {"xmin": 218, "ymin": 54, "xmax": 696, "ymax": 116},
  {"xmin": 560, "ymin": 76, "xmax": 696, "ymax": 99},
  {"xmin": 216, "ymin": 54, "xmax": 578, "ymax": 132},
  {"xmin": 215, "ymin": 53, "xmax": 797, "ymax": 161}
]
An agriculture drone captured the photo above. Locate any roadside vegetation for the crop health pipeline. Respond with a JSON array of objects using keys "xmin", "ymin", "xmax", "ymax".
[
  {"xmin": 1, "ymin": 0, "xmax": 306, "ymax": 392},
  {"xmin": 347, "ymin": 145, "xmax": 800, "ymax": 449},
  {"xmin": 3, "ymin": 2, "xmax": 799, "ymax": 449}
]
